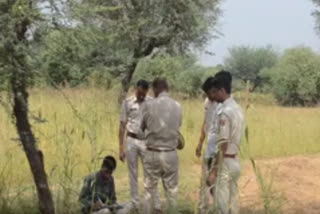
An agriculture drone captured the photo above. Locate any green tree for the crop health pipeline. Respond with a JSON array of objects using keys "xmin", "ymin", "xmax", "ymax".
[
  {"xmin": 0, "ymin": 1, "xmax": 55, "ymax": 213},
  {"xmin": 55, "ymin": 0, "xmax": 222, "ymax": 102},
  {"xmin": 134, "ymin": 55, "xmax": 219, "ymax": 96},
  {"xmin": 262, "ymin": 47, "xmax": 320, "ymax": 106},
  {"xmin": 224, "ymin": 46, "xmax": 278, "ymax": 91},
  {"xmin": 312, "ymin": 0, "xmax": 320, "ymax": 34}
]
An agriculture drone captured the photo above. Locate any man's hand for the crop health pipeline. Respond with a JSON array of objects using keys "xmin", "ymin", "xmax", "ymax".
[
  {"xmin": 195, "ymin": 143, "xmax": 202, "ymax": 158},
  {"xmin": 206, "ymin": 168, "xmax": 217, "ymax": 186},
  {"xmin": 93, "ymin": 200, "xmax": 105, "ymax": 211},
  {"xmin": 119, "ymin": 147, "xmax": 126, "ymax": 162}
]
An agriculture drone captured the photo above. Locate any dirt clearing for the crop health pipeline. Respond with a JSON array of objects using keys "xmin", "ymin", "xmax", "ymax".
[{"xmin": 239, "ymin": 155, "xmax": 320, "ymax": 214}]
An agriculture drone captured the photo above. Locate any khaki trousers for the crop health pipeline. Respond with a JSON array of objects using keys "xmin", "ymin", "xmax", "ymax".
[
  {"xmin": 197, "ymin": 157, "xmax": 211, "ymax": 214},
  {"xmin": 126, "ymin": 136, "xmax": 161, "ymax": 210},
  {"xmin": 212, "ymin": 158, "xmax": 240, "ymax": 214},
  {"xmin": 143, "ymin": 150, "xmax": 179, "ymax": 214}
]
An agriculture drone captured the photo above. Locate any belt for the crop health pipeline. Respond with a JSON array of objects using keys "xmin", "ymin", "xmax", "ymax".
[
  {"xmin": 223, "ymin": 154, "xmax": 236, "ymax": 158},
  {"xmin": 127, "ymin": 132, "xmax": 138, "ymax": 139},
  {"xmin": 147, "ymin": 147, "xmax": 175, "ymax": 152}
]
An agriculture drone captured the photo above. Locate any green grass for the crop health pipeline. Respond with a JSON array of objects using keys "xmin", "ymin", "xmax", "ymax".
[{"xmin": 0, "ymin": 88, "xmax": 319, "ymax": 213}]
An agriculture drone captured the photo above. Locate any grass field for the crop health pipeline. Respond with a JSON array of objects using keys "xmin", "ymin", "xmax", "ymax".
[{"xmin": 0, "ymin": 88, "xmax": 319, "ymax": 214}]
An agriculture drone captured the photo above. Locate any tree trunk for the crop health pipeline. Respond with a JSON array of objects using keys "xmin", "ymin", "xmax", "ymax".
[
  {"xmin": 11, "ymin": 71, "xmax": 55, "ymax": 214},
  {"xmin": 118, "ymin": 61, "xmax": 138, "ymax": 104}
]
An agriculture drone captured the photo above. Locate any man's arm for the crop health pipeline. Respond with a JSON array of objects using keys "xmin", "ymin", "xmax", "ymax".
[
  {"xmin": 79, "ymin": 177, "xmax": 93, "ymax": 213},
  {"xmin": 119, "ymin": 101, "xmax": 127, "ymax": 162},
  {"xmin": 110, "ymin": 177, "xmax": 117, "ymax": 205},
  {"xmin": 196, "ymin": 119, "xmax": 206, "ymax": 158},
  {"xmin": 206, "ymin": 113, "xmax": 230, "ymax": 186}
]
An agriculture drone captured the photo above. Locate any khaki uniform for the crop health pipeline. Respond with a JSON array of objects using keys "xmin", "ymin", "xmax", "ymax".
[
  {"xmin": 198, "ymin": 99, "xmax": 220, "ymax": 214},
  {"xmin": 120, "ymin": 96, "xmax": 160, "ymax": 209},
  {"xmin": 212, "ymin": 97, "xmax": 245, "ymax": 214},
  {"xmin": 141, "ymin": 92, "xmax": 182, "ymax": 214}
]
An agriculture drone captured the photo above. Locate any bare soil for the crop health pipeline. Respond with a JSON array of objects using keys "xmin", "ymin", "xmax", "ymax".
[{"xmin": 239, "ymin": 155, "xmax": 320, "ymax": 214}]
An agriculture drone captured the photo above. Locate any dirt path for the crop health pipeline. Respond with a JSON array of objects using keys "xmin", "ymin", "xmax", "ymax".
[{"xmin": 239, "ymin": 155, "xmax": 320, "ymax": 214}]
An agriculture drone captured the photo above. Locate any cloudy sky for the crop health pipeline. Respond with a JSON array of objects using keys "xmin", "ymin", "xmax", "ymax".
[{"xmin": 199, "ymin": 0, "xmax": 320, "ymax": 66}]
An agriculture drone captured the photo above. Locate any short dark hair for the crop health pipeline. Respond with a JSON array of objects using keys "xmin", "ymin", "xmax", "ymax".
[
  {"xmin": 214, "ymin": 70, "xmax": 232, "ymax": 85},
  {"xmin": 152, "ymin": 78, "xmax": 168, "ymax": 90},
  {"xmin": 212, "ymin": 71, "xmax": 232, "ymax": 94},
  {"xmin": 136, "ymin": 79, "xmax": 149, "ymax": 90},
  {"xmin": 101, "ymin": 156, "xmax": 117, "ymax": 171},
  {"xmin": 201, "ymin": 76, "xmax": 215, "ymax": 92}
]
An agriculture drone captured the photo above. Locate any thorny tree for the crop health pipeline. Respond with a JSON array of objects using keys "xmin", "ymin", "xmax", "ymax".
[{"xmin": 0, "ymin": 1, "xmax": 55, "ymax": 214}]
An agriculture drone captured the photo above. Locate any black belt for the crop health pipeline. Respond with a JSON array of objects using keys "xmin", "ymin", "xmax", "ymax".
[
  {"xmin": 147, "ymin": 148, "xmax": 175, "ymax": 152},
  {"xmin": 224, "ymin": 154, "xmax": 236, "ymax": 158},
  {"xmin": 127, "ymin": 132, "xmax": 138, "ymax": 139}
]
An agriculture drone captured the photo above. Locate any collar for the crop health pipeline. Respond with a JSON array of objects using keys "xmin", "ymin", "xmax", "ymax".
[
  {"xmin": 158, "ymin": 91, "xmax": 169, "ymax": 98},
  {"xmin": 222, "ymin": 96, "xmax": 233, "ymax": 106}
]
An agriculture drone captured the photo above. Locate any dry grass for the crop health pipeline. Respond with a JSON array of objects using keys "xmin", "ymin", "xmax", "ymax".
[{"xmin": 0, "ymin": 88, "xmax": 319, "ymax": 213}]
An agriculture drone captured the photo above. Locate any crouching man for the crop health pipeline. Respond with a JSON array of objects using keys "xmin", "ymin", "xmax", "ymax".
[{"xmin": 79, "ymin": 156, "xmax": 132, "ymax": 214}]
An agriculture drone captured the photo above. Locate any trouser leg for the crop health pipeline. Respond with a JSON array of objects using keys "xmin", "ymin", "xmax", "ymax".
[
  {"xmin": 126, "ymin": 137, "xmax": 140, "ymax": 208},
  {"xmin": 198, "ymin": 157, "xmax": 210, "ymax": 214},
  {"xmin": 213, "ymin": 158, "xmax": 241, "ymax": 214},
  {"xmin": 160, "ymin": 151, "xmax": 179, "ymax": 214},
  {"xmin": 143, "ymin": 151, "xmax": 161, "ymax": 214}
]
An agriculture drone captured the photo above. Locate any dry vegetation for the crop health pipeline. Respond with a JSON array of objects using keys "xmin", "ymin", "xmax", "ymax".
[{"xmin": 0, "ymin": 88, "xmax": 319, "ymax": 214}]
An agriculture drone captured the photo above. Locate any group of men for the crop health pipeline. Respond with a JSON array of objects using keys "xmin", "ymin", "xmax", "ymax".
[{"xmin": 78, "ymin": 71, "xmax": 245, "ymax": 214}]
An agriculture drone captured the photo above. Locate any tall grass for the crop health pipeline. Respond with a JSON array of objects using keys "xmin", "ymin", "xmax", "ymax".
[{"xmin": 0, "ymin": 88, "xmax": 319, "ymax": 213}]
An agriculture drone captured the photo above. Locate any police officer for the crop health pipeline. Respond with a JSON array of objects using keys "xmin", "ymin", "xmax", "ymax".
[
  {"xmin": 141, "ymin": 78, "xmax": 182, "ymax": 214},
  {"xmin": 196, "ymin": 77, "xmax": 221, "ymax": 214},
  {"xmin": 206, "ymin": 71, "xmax": 245, "ymax": 214},
  {"xmin": 119, "ymin": 79, "xmax": 160, "ymax": 211}
]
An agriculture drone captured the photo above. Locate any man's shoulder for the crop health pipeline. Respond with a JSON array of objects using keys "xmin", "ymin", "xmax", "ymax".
[
  {"xmin": 145, "ymin": 95, "xmax": 153, "ymax": 101},
  {"xmin": 83, "ymin": 172, "xmax": 98, "ymax": 182},
  {"xmin": 125, "ymin": 96, "xmax": 136, "ymax": 103},
  {"xmin": 167, "ymin": 96, "xmax": 181, "ymax": 109},
  {"xmin": 220, "ymin": 98, "xmax": 242, "ymax": 118}
]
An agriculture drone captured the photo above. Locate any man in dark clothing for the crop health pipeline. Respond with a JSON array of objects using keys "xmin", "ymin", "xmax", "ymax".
[{"xmin": 79, "ymin": 156, "xmax": 132, "ymax": 214}]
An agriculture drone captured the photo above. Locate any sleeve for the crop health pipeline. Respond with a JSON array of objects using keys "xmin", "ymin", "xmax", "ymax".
[
  {"xmin": 179, "ymin": 105, "xmax": 183, "ymax": 127},
  {"xmin": 109, "ymin": 177, "xmax": 117, "ymax": 205},
  {"xmin": 204, "ymin": 99, "xmax": 210, "ymax": 124},
  {"xmin": 79, "ymin": 177, "xmax": 92, "ymax": 213},
  {"xmin": 140, "ymin": 102, "xmax": 149, "ymax": 131},
  {"xmin": 216, "ymin": 113, "xmax": 231, "ymax": 146},
  {"xmin": 119, "ymin": 100, "xmax": 128, "ymax": 123}
]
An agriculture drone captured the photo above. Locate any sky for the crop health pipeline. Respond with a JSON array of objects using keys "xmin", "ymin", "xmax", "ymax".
[{"xmin": 199, "ymin": 0, "xmax": 320, "ymax": 66}]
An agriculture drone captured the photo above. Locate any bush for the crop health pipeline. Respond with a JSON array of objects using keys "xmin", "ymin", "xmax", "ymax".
[{"xmin": 262, "ymin": 47, "xmax": 320, "ymax": 106}]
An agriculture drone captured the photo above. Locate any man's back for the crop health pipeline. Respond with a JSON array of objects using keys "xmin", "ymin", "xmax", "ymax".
[
  {"xmin": 142, "ymin": 92, "xmax": 182, "ymax": 150},
  {"xmin": 218, "ymin": 97, "xmax": 244, "ymax": 154}
]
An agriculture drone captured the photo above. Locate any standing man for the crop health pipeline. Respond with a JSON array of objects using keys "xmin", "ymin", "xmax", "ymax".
[
  {"xmin": 141, "ymin": 78, "xmax": 182, "ymax": 214},
  {"xmin": 119, "ymin": 79, "xmax": 160, "ymax": 211},
  {"xmin": 196, "ymin": 77, "xmax": 220, "ymax": 214},
  {"xmin": 206, "ymin": 71, "xmax": 245, "ymax": 214}
]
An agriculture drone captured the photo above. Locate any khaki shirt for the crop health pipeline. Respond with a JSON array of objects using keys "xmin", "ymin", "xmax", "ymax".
[
  {"xmin": 141, "ymin": 92, "xmax": 182, "ymax": 150},
  {"xmin": 216, "ymin": 97, "xmax": 245, "ymax": 155},
  {"xmin": 204, "ymin": 98, "xmax": 221, "ymax": 158},
  {"xmin": 204, "ymin": 98, "xmax": 221, "ymax": 135},
  {"xmin": 120, "ymin": 95, "xmax": 152, "ymax": 134}
]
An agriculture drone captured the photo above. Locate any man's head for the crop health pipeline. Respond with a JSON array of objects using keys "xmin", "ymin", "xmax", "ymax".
[
  {"xmin": 202, "ymin": 76, "xmax": 216, "ymax": 102},
  {"xmin": 135, "ymin": 79, "xmax": 149, "ymax": 102},
  {"xmin": 211, "ymin": 71, "xmax": 232, "ymax": 103},
  {"xmin": 100, "ymin": 156, "xmax": 117, "ymax": 181},
  {"xmin": 152, "ymin": 78, "xmax": 169, "ymax": 97},
  {"xmin": 201, "ymin": 71, "xmax": 232, "ymax": 103}
]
